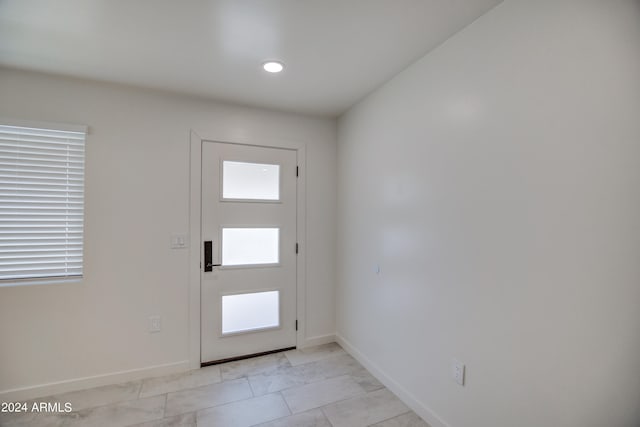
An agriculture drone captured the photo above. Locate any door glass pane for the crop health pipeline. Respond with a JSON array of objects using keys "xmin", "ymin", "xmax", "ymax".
[
  {"xmin": 222, "ymin": 228, "xmax": 279, "ymax": 266},
  {"xmin": 222, "ymin": 161, "xmax": 280, "ymax": 200},
  {"xmin": 222, "ymin": 290, "xmax": 280, "ymax": 334}
]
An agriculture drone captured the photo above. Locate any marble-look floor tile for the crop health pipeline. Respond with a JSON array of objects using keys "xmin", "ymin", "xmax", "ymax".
[
  {"xmin": 302, "ymin": 353, "xmax": 366, "ymax": 379},
  {"xmin": 164, "ymin": 378, "xmax": 252, "ymax": 417},
  {"xmin": 62, "ymin": 394, "xmax": 165, "ymax": 427},
  {"xmin": 249, "ymin": 353, "xmax": 373, "ymax": 396},
  {"xmin": 351, "ymin": 367, "xmax": 384, "ymax": 392},
  {"xmin": 1, "ymin": 382, "xmax": 142, "ymax": 427},
  {"xmin": 371, "ymin": 411, "xmax": 431, "ymax": 427},
  {"xmin": 2, "ymin": 348, "xmax": 412, "ymax": 427},
  {"xmin": 129, "ymin": 411, "xmax": 197, "ymax": 427},
  {"xmin": 220, "ymin": 353, "xmax": 291, "ymax": 381},
  {"xmin": 254, "ymin": 408, "xmax": 331, "ymax": 427},
  {"xmin": 248, "ymin": 363, "xmax": 316, "ymax": 396},
  {"xmin": 30, "ymin": 381, "xmax": 142, "ymax": 412},
  {"xmin": 139, "ymin": 366, "xmax": 221, "ymax": 398},
  {"xmin": 0, "ymin": 410, "xmax": 66, "ymax": 427},
  {"xmin": 196, "ymin": 393, "xmax": 290, "ymax": 427},
  {"xmin": 322, "ymin": 388, "xmax": 409, "ymax": 427},
  {"xmin": 283, "ymin": 343, "xmax": 346, "ymax": 366},
  {"xmin": 281, "ymin": 375, "xmax": 365, "ymax": 414}
]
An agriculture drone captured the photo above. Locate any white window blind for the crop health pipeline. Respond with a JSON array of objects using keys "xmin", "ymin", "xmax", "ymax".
[{"xmin": 0, "ymin": 122, "xmax": 86, "ymax": 283}]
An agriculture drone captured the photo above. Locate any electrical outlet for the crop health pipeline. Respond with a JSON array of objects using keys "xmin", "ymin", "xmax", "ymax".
[
  {"xmin": 452, "ymin": 359, "xmax": 465, "ymax": 386},
  {"xmin": 149, "ymin": 315, "xmax": 161, "ymax": 333}
]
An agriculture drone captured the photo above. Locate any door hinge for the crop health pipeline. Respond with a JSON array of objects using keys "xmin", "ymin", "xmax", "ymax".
[
  {"xmin": 295, "ymin": 243, "xmax": 299, "ymax": 254},
  {"xmin": 295, "ymin": 320, "xmax": 298, "ymax": 331},
  {"xmin": 296, "ymin": 166, "xmax": 299, "ymax": 177}
]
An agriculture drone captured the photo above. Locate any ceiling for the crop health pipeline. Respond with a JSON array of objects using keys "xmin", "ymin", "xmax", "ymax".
[{"xmin": 0, "ymin": 0, "xmax": 501, "ymax": 117}]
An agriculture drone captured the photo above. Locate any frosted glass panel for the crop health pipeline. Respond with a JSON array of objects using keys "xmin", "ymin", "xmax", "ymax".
[
  {"xmin": 222, "ymin": 228, "xmax": 279, "ymax": 266},
  {"xmin": 222, "ymin": 161, "xmax": 280, "ymax": 200},
  {"xmin": 222, "ymin": 291, "xmax": 280, "ymax": 334}
]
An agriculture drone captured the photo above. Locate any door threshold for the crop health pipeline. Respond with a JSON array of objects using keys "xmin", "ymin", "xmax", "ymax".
[{"xmin": 201, "ymin": 346, "xmax": 296, "ymax": 367}]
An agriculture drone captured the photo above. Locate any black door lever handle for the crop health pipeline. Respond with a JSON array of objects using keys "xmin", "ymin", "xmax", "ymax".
[{"xmin": 204, "ymin": 241, "xmax": 221, "ymax": 272}]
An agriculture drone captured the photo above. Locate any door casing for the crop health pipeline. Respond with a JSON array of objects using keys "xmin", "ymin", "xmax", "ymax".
[{"xmin": 188, "ymin": 130, "xmax": 307, "ymax": 369}]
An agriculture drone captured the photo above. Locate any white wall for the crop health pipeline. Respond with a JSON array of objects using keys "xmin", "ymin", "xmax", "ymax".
[
  {"xmin": 0, "ymin": 68, "xmax": 337, "ymax": 396},
  {"xmin": 337, "ymin": 1, "xmax": 640, "ymax": 427}
]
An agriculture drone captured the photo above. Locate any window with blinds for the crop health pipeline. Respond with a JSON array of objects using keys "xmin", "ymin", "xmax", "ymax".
[{"xmin": 0, "ymin": 121, "xmax": 86, "ymax": 283}]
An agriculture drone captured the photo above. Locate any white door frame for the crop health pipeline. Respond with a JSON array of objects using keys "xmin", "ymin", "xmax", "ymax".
[{"xmin": 188, "ymin": 130, "xmax": 307, "ymax": 369}]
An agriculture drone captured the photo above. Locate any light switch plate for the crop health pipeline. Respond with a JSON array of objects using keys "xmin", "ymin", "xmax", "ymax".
[{"xmin": 170, "ymin": 233, "xmax": 188, "ymax": 249}]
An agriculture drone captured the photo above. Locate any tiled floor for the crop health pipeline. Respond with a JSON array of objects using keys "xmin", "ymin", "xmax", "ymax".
[{"xmin": 0, "ymin": 343, "xmax": 430, "ymax": 427}]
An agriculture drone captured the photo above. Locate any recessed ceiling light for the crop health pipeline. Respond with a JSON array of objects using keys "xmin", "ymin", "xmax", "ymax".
[{"xmin": 263, "ymin": 61, "xmax": 284, "ymax": 73}]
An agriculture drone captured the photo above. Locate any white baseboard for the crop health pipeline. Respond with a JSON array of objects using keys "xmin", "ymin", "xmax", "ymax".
[
  {"xmin": 302, "ymin": 333, "xmax": 336, "ymax": 348},
  {"xmin": 336, "ymin": 334, "xmax": 450, "ymax": 427},
  {"xmin": 0, "ymin": 360, "xmax": 190, "ymax": 401}
]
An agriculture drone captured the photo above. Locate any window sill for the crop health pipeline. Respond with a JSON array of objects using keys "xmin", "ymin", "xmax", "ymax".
[{"xmin": 0, "ymin": 277, "xmax": 83, "ymax": 288}]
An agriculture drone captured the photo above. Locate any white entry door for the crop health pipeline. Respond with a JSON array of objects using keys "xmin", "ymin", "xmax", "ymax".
[{"xmin": 201, "ymin": 141, "xmax": 298, "ymax": 364}]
